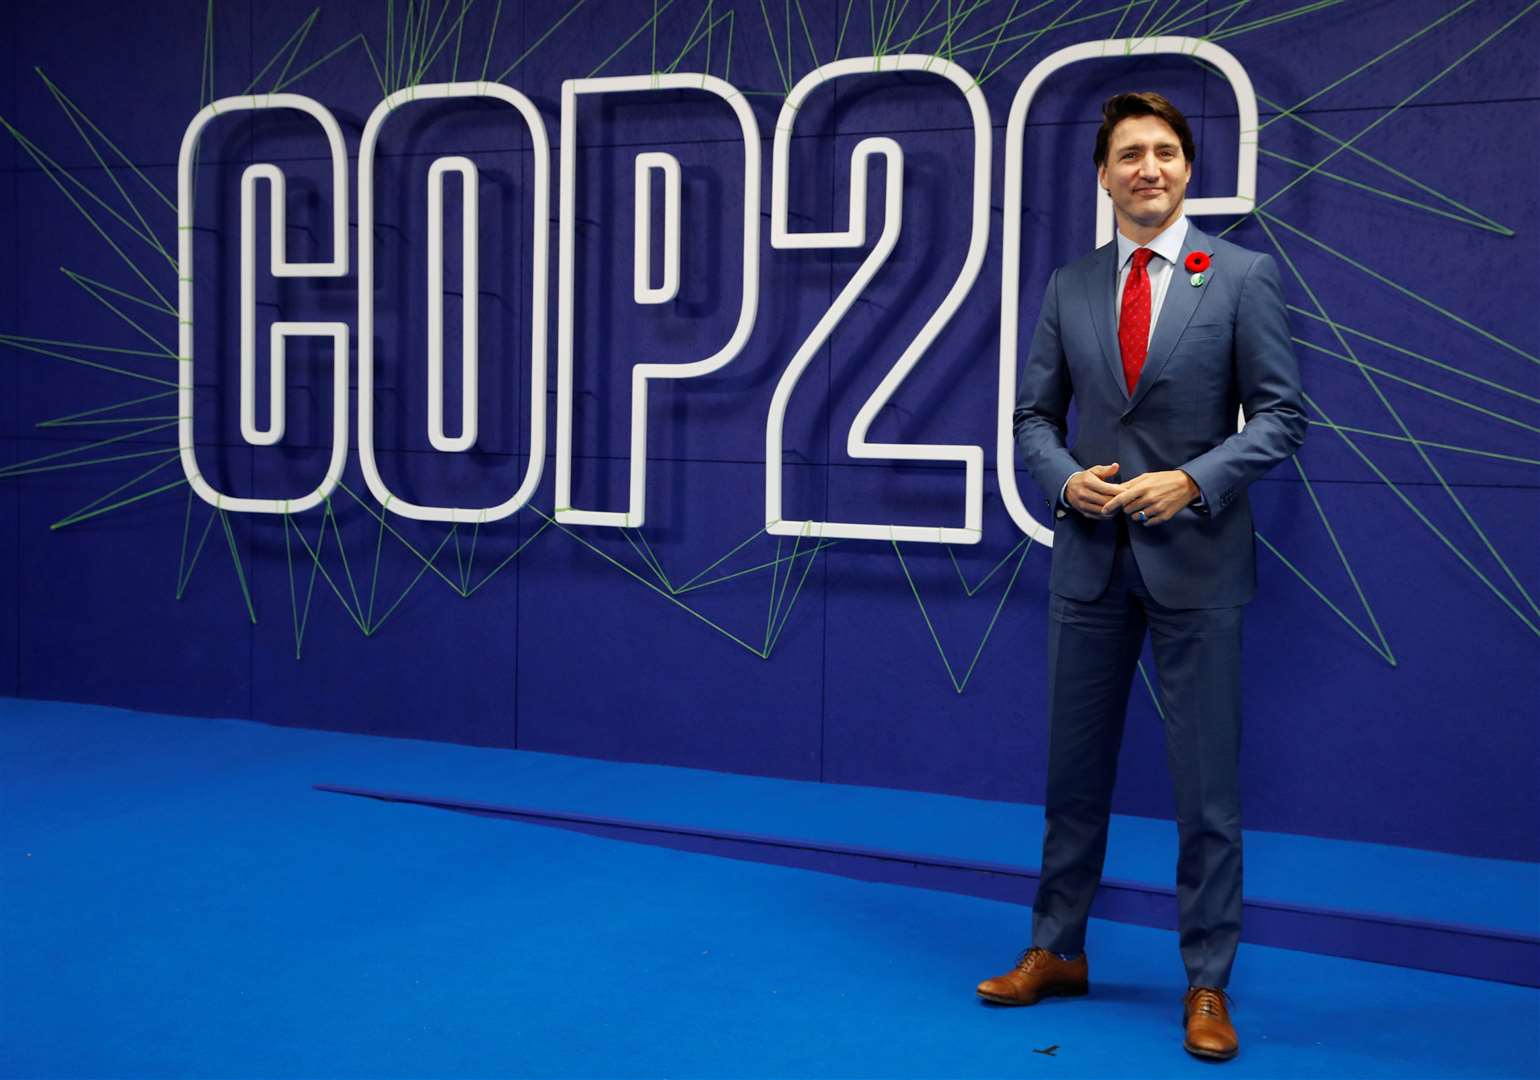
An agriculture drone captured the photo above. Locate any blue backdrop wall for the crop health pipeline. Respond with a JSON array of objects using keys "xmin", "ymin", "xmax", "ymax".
[{"xmin": 2, "ymin": 0, "xmax": 1536, "ymax": 862}]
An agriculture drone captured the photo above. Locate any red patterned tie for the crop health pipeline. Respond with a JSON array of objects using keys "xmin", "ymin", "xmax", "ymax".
[{"xmin": 1119, "ymin": 248, "xmax": 1156, "ymax": 394}]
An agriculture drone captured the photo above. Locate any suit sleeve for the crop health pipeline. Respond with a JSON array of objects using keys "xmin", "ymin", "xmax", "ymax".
[
  {"xmin": 1013, "ymin": 270, "xmax": 1084, "ymax": 506},
  {"xmin": 1179, "ymin": 253, "xmax": 1307, "ymax": 515}
]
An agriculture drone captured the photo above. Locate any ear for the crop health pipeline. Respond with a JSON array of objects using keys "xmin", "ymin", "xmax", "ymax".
[{"xmin": 1097, "ymin": 163, "xmax": 1108, "ymax": 192}]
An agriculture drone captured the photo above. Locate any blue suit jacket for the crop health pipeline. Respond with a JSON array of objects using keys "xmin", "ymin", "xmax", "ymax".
[{"xmin": 1013, "ymin": 222, "xmax": 1307, "ymax": 609}]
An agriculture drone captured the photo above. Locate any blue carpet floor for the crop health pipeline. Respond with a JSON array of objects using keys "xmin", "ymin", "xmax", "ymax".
[{"xmin": 3, "ymin": 698, "xmax": 1537, "ymax": 1078}]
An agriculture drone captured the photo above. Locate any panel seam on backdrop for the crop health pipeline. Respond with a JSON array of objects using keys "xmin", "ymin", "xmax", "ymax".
[
  {"xmin": 248, "ymin": 0, "xmax": 257, "ymax": 727},
  {"xmin": 9, "ymin": 13, "xmax": 14, "ymax": 696},
  {"xmin": 1199, "ymin": 0, "xmax": 1208, "ymax": 186},
  {"xmin": 514, "ymin": 1, "xmax": 526, "ymax": 752},
  {"xmin": 6, "ymin": 432, "xmax": 1534, "ymax": 488},
  {"xmin": 11, "ymin": 431, "xmax": 1532, "ymax": 488},
  {"xmin": 818, "ymin": 74, "xmax": 839, "ymax": 785},
  {"xmin": 14, "ymin": 94, "xmax": 1540, "ymax": 177},
  {"xmin": 12, "ymin": 150, "xmax": 18, "ymax": 695}
]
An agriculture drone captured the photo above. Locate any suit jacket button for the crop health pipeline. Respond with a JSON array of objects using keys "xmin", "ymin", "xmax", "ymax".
[{"xmin": 1120, "ymin": 415, "xmax": 1131, "ymax": 426}]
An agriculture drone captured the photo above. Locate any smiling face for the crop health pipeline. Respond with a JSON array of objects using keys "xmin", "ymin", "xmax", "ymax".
[{"xmin": 1098, "ymin": 114, "xmax": 1191, "ymax": 241}]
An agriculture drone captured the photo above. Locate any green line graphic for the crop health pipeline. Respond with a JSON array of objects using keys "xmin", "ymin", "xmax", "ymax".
[
  {"xmin": 0, "ymin": 336, "xmax": 178, "ymax": 388},
  {"xmin": 200, "ymin": 0, "xmax": 216, "ymax": 109},
  {"xmin": 590, "ymin": 0, "xmax": 678, "ymax": 78},
  {"xmin": 766, "ymin": 527, "xmax": 823, "ymax": 655},
  {"xmin": 61, "ymin": 271, "xmax": 178, "ymax": 356},
  {"xmin": 1256, "ymin": 1, "xmax": 1474, "ymax": 133},
  {"xmin": 948, "ymin": 536, "xmax": 1032, "ymax": 597},
  {"xmin": 0, "ymin": 116, "xmax": 178, "ymax": 306},
  {"xmin": 1258, "ymin": 149, "xmax": 1508, "ymax": 237},
  {"xmin": 334, "ymin": 483, "xmax": 478, "ymax": 596},
  {"xmin": 664, "ymin": 6, "xmax": 736, "ymax": 75},
  {"xmin": 793, "ymin": 0, "xmax": 821, "ymax": 68},
  {"xmin": 1106, "ymin": 0, "xmax": 1143, "ymax": 40},
  {"xmin": 1306, "ymin": 395, "xmax": 1537, "ymax": 639},
  {"xmin": 1259, "ymin": 212, "xmax": 1538, "ymax": 637},
  {"xmin": 245, "ymin": 8, "xmax": 320, "ymax": 94},
  {"xmin": 534, "ymin": 507, "xmax": 777, "ymax": 658},
  {"xmin": 1136, "ymin": 660, "xmax": 1164, "ymax": 720},
  {"xmin": 1288, "ymin": 311, "xmax": 1538, "ymax": 406},
  {"xmin": 975, "ymin": 0, "xmax": 1085, "ymax": 85},
  {"xmin": 36, "ymin": 71, "xmax": 176, "ymax": 264},
  {"xmin": 1289, "ymin": 454, "xmax": 1394, "ymax": 664},
  {"xmin": 1293, "ymin": 338, "xmax": 1540, "ymax": 435},
  {"xmin": 1262, "ymin": 214, "xmax": 1540, "ymax": 628},
  {"xmin": 764, "ymin": 536, "xmax": 787, "ymax": 651},
  {"xmin": 365, "ymin": 503, "xmax": 391, "ymax": 620},
  {"xmin": 0, "ymin": 447, "xmax": 185, "ymax": 478},
  {"xmin": 1206, "ymin": 0, "xmax": 1346, "ymax": 42},
  {"xmin": 46, "ymin": 449, "xmax": 186, "ymax": 529},
  {"xmin": 1265, "ymin": 215, "xmax": 1536, "ymax": 367},
  {"xmin": 757, "ymin": 0, "xmax": 791, "ymax": 89},
  {"xmin": 953, "ymin": 0, "xmax": 1154, "ymax": 61},
  {"xmin": 1233, "ymin": 0, "xmax": 1540, "ymax": 229},
  {"xmin": 1143, "ymin": 0, "xmax": 1207, "ymax": 41},
  {"xmin": 37, "ymin": 415, "xmax": 180, "ymax": 428},
  {"xmin": 1124, "ymin": 0, "xmax": 1168, "ymax": 41},
  {"xmin": 893, "ymin": 537, "xmax": 1033, "ymax": 694},
  {"xmin": 894, "ymin": 0, "xmax": 947, "ymax": 55},
  {"xmin": 177, "ymin": 489, "xmax": 219, "ymax": 600},
  {"xmin": 0, "ymin": 423, "xmax": 180, "ymax": 480},
  {"xmin": 63, "ymin": 268, "xmax": 177, "ymax": 321},
  {"xmin": 283, "ymin": 510, "xmax": 322, "ymax": 655},
  {"xmin": 1256, "ymin": 101, "xmax": 1513, "ymax": 237},
  {"xmin": 1301, "ymin": 422, "xmax": 1539, "ymax": 467},
  {"xmin": 1260, "ymin": 213, "xmax": 1539, "ymax": 627},
  {"xmin": 678, "ymin": 540, "xmax": 839, "ymax": 595},
  {"xmin": 284, "ymin": 504, "xmax": 369, "ymax": 634},
  {"xmin": 218, "ymin": 509, "xmax": 259, "ymax": 623},
  {"xmin": 477, "ymin": 0, "xmax": 502, "ymax": 82},
  {"xmin": 4, "ymin": 338, "xmax": 179, "ymax": 362},
  {"xmin": 464, "ymin": 518, "xmax": 554, "ymax": 598},
  {"xmin": 1203, "ymin": 0, "xmax": 1251, "ymax": 36},
  {"xmin": 370, "ymin": 525, "xmax": 461, "ymax": 631},
  {"xmin": 52, "ymin": 477, "xmax": 187, "ymax": 531}
]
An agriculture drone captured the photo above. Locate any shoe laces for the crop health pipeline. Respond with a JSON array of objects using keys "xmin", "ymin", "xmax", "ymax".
[
  {"xmin": 1187, "ymin": 987, "xmax": 1232, "ymax": 1017},
  {"xmin": 1014, "ymin": 946, "xmax": 1050, "ymax": 972}
]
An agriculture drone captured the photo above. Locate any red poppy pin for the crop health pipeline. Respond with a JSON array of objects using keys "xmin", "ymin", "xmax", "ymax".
[{"xmin": 1185, "ymin": 250, "xmax": 1211, "ymax": 286}]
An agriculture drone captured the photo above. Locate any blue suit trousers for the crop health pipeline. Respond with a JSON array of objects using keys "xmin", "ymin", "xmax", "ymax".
[{"xmin": 1031, "ymin": 528, "xmax": 1245, "ymax": 989}]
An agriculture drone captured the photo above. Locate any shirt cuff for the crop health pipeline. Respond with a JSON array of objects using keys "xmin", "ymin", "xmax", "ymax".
[{"xmin": 1180, "ymin": 469, "xmax": 1207, "ymax": 514}]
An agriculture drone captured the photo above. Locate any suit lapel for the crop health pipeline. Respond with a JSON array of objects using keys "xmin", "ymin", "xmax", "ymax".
[
  {"xmin": 1128, "ymin": 221, "xmax": 1212, "ymax": 412},
  {"xmin": 1083, "ymin": 241, "xmax": 1126, "ymax": 401}
]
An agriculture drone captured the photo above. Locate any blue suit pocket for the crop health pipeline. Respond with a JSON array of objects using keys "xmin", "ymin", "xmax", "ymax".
[{"xmin": 1178, "ymin": 323, "xmax": 1230, "ymax": 344}]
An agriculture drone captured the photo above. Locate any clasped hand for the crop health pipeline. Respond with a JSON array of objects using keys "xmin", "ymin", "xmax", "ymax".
[{"xmin": 1065, "ymin": 463, "xmax": 1199, "ymax": 526}]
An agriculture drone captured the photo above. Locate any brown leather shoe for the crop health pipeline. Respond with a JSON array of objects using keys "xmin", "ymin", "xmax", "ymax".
[
  {"xmin": 976, "ymin": 947, "xmax": 1089, "ymax": 1005},
  {"xmin": 1183, "ymin": 986, "xmax": 1238, "ymax": 1060}
]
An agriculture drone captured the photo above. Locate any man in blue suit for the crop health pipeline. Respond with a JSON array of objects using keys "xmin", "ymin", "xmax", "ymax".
[{"xmin": 976, "ymin": 92, "xmax": 1306, "ymax": 1062}]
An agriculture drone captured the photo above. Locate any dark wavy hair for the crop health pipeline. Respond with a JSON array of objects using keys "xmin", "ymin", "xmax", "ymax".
[{"xmin": 1092, "ymin": 92, "xmax": 1196, "ymax": 167}]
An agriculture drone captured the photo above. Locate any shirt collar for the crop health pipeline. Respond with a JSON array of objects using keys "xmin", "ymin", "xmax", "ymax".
[{"xmin": 1116, "ymin": 215, "xmax": 1189, "ymax": 270}]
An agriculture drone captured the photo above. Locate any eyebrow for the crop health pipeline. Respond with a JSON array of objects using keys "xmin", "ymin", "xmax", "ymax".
[{"xmin": 1115, "ymin": 139, "xmax": 1180, "ymax": 153}]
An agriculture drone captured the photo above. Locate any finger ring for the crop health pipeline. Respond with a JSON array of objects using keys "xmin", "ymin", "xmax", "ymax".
[{"xmin": 1137, "ymin": 511, "xmax": 1148, "ymax": 523}]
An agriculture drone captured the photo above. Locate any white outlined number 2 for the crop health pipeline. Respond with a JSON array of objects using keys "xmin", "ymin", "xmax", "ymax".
[{"xmin": 765, "ymin": 55, "xmax": 991, "ymax": 545}]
